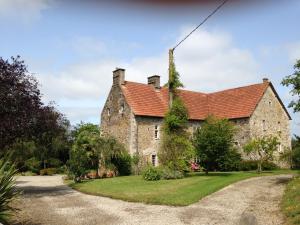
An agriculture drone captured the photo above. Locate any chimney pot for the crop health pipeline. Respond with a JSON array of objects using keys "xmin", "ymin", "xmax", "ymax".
[
  {"xmin": 263, "ymin": 78, "xmax": 269, "ymax": 83},
  {"xmin": 147, "ymin": 75, "xmax": 160, "ymax": 89},
  {"xmin": 113, "ymin": 68, "xmax": 125, "ymax": 86}
]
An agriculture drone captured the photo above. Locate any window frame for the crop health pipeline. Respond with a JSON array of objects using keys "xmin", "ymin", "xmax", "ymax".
[{"xmin": 154, "ymin": 125, "xmax": 160, "ymax": 140}]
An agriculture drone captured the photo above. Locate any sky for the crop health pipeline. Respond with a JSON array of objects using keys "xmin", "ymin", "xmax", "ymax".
[{"xmin": 0, "ymin": 0, "xmax": 299, "ymax": 135}]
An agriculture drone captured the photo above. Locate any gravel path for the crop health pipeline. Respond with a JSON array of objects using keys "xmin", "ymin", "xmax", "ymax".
[{"xmin": 11, "ymin": 174, "xmax": 292, "ymax": 225}]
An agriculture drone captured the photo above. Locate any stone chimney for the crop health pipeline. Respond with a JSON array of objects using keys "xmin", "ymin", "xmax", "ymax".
[
  {"xmin": 113, "ymin": 68, "xmax": 125, "ymax": 86},
  {"xmin": 263, "ymin": 78, "xmax": 269, "ymax": 83},
  {"xmin": 147, "ymin": 75, "xmax": 160, "ymax": 89}
]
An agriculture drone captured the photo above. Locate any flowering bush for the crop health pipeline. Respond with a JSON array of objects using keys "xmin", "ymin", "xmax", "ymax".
[{"xmin": 191, "ymin": 162, "xmax": 200, "ymax": 172}]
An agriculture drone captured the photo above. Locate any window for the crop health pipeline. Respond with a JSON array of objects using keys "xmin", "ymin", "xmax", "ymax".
[
  {"xmin": 278, "ymin": 144, "xmax": 282, "ymax": 153},
  {"xmin": 262, "ymin": 120, "xmax": 266, "ymax": 132},
  {"xmin": 154, "ymin": 125, "xmax": 159, "ymax": 139},
  {"xmin": 268, "ymin": 100, "xmax": 272, "ymax": 106},
  {"xmin": 119, "ymin": 103, "xmax": 124, "ymax": 114},
  {"xmin": 234, "ymin": 141, "xmax": 240, "ymax": 147},
  {"xmin": 151, "ymin": 155, "xmax": 156, "ymax": 166},
  {"xmin": 107, "ymin": 108, "xmax": 110, "ymax": 116},
  {"xmin": 277, "ymin": 121, "xmax": 281, "ymax": 132}
]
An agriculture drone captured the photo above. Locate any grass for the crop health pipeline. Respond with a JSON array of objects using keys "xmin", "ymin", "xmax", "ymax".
[
  {"xmin": 282, "ymin": 172, "xmax": 300, "ymax": 225},
  {"xmin": 69, "ymin": 170, "xmax": 298, "ymax": 206}
]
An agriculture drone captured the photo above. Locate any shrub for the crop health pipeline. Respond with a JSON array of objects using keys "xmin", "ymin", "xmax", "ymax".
[
  {"xmin": 111, "ymin": 153, "xmax": 132, "ymax": 176},
  {"xmin": 239, "ymin": 160, "xmax": 278, "ymax": 171},
  {"xmin": 0, "ymin": 159, "xmax": 20, "ymax": 224},
  {"xmin": 142, "ymin": 166, "xmax": 162, "ymax": 181},
  {"xmin": 261, "ymin": 161, "xmax": 278, "ymax": 170},
  {"xmin": 193, "ymin": 116, "xmax": 237, "ymax": 173},
  {"xmin": 47, "ymin": 158, "xmax": 62, "ymax": 168},
  {"xmin": 55, "ymin": 165, "xmax": 67, "ymax": 174},
  {"xmin": 67, "ymin": 147, "xmax": 89, "ymax": 182},
  {"xmin": 161, "ymin": 168, "xmax": 184, "ymax": 180},
  {"xmin": 25, "ymin": 157, "xmax": 41, "ymax": 174},
  {"xmin": 238, "ymin": 160, "xmax": 257, "ymax": 171},
  {"xmin": 217, "ymin": 148, "xmax": 242, "ymax": 171},
  {"xmin": 39, "ymin": 168, "xmax": 57, "ymax": 176}
]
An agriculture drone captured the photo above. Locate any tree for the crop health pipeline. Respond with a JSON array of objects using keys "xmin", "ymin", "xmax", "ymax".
[
  {"xmin": 281, "ymin": 136, "xmax": 300, "ymax": 169},
  {"xmin": 281, "ymin": 59, "xmax": 300, "ymax": 112},
  {"xmin": 32, "ymin": 104, "xmax": 71, "ymax": 168},
  {"xmin": 0, "ymin": 56, "xmax": 71, "ymax": 170},
  {"xmin": 70, "ymin": 123, "xmax": 101, "ymax": 172},
  {"xmin": 159, "ymin": 92, "xmax": 195, "ymax": 172},
  {"xmin": 243, "ymin": 136, "xmax": 280, "ymax": 173},
  {"xmin": 0, "ymin": 56, "xmax": 42, "ymax": 150},
  {"xmin": 193, "ymin": 115, "xmax": 237, "ymax": 174}
]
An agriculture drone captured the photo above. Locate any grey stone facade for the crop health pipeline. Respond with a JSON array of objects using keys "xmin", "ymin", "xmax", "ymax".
[{"xmin": 100, "ymin": 69, "xmax": 291, "ymax": 167}]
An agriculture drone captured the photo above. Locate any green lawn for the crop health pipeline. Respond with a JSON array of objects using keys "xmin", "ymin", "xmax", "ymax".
[
  {"xmin": 69, "ymin": 170, "xmax": 298, "ymax": 206},
  {"xmin": 282, "ymin": 174, "xmax": 300, "ymax": 225}
]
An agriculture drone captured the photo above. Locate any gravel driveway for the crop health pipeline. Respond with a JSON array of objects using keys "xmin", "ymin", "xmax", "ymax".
[{"xmin": 11, "ymin": 174, "xmax": 292, "ymax": 225}]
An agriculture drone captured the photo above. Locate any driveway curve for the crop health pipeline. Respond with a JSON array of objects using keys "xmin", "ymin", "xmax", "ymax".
[{"xmin": 12, "ymin": 174, "xmax": 292, "ymax": 225}]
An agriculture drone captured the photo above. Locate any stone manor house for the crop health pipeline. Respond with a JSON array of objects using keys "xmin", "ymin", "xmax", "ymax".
[{"xmin": 100, "ymin": 68, "xmax": 291, "ymax": 166}]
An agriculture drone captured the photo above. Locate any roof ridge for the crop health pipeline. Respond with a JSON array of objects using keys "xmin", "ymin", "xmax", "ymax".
[{"xmin": 207, "ymin": 82, "xmax": 267, "ymax": 95}]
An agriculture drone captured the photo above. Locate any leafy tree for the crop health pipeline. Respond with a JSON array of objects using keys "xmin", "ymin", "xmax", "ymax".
[
  {"xmin": 281, "ymin": 136, "xmax": 300, "ymax": 169},
  {"xmin": 193, "ymin": 116, "xmax": 237, "ymax": 174},
  {"xmin": 68, "ymin": 147, "xmax": 89, "ymax": 182},
  {"xmin": 159, "ymin": 95, "xmax": 195, "ymax": 172},
  {"xmin": 0, "ymin": 157, "xmax": 21, "ymax": 224},
  {"xmin": 291, "ymin": 136, "xmax": 300, "ymax": 169},
  {"xmin": 32, "ymin": 104, "xmax": 71, "ymax": 168},
  {"xmin": 281, "ymin": 59, "xmax": 300, "ymax": 112},
  {"xmin": 243, "ymin": 136, "xmax": 280, "ymax": 173},
  {"xmin": 0, "ymin": 56, "xmax": 71, "ymax": 169},
  {"xmin": 0, "ymin": 56, "xmax": 42, "ymax": 150},
  {"xmin": 71, "ymin": 123, "xmax": 101, "ymax": 171},
  {"xmin": 68, "ymin": 123, "xmax": 129, "ymax": 180}
]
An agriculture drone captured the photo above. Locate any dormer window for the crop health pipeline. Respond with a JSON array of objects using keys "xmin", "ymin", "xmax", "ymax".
[{"xmin": 154, "ymin": 125, "xmax": 159, "ymax": 140}]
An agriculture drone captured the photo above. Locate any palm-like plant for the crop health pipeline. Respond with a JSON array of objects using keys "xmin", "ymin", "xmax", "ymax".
[{"xmin": 0, "ymin": 159, "xmax": 21, "ymax": 224}]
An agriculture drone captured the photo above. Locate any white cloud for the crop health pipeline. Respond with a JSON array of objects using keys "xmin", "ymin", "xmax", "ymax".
[
  {"xmin": 126, "ymin": 28, "xmax": 259, "ymax": 93},
  {"xmin": 35, "ymin": 28, "xmax": 261, "ymax": 124},
  {"xmin": 0, "ymin": 0, "xmax": 52, "ymax": 23},
  {"xmin": 71, "ymin": 37, "xmax": 106, "ymax": 56},
  {"xmin": 286, "ymin": 41, "xmax": 300, "ymax": 63}
]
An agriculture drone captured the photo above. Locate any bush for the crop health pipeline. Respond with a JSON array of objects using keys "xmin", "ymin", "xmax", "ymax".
[
  {"xmin": 0, "ymin": 159, "xmax": 20, "ymax": 224},
  {"xmin": 25, "ymin": 157, "xmax": 41, "ymax": 174},
  {"xmin": 56, "ymin": 165, "xmax": 67, "ymax": 174},
  {"xmin": 238, "ymin": 160, "xmax": 257, "ymax": 171},
  {"xmin": 261, "ymin": 161, "xmax": 278, "ymax": 170},
  {"xmin": 193, "ymin": 116, "xmax": 237, "ymax": 173},
  {"xmin": 217, "ymin": 148, "xmax": 242, "ymax": 171},
  {"xmin": 142, "ymin": 166, "xmax": 162, "ymax": 181},
  {"xmin": 239, "ymin": 160, "xmax": 278, "ymax": 171},
  {"xmin": 111, "ymin": 153, "xmax": 132, "ymax": 176},
  {"xmin": 39, "ymin": 168, "xmax": 57, "ymax": 176},
  {"xmin": 47, "ymin": 158, "xmax": 62, "ymax": 168},
  {"xmin": 161, "ymin": 168, "xmax": 183, "ymax": 180}
]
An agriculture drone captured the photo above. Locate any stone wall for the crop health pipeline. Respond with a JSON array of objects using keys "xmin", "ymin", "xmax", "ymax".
[
  {"xmin": 135, "ymin": 116, "xmax": 164, "ymax": 165},
  {"xmin": 101, "ymin": 83, "xmax": 291, "ymax": 168},
  {"xmin": 249, "ymin": 86, "xmax": 291, "ymax": 166},
  {"xmin": 100, "ymin": 85, "xmax": 132, "ymax": 151}
]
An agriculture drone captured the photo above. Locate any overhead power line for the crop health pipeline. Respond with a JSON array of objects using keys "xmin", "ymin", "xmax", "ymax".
[{"xmin": 172, "ymin": 0, "xmax": 229, "ymax": 51}]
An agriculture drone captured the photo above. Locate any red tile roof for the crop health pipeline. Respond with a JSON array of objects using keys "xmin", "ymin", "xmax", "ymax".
[{"xmin": 121, "ymin": 81, "xmax": 289, "ymax": 120}]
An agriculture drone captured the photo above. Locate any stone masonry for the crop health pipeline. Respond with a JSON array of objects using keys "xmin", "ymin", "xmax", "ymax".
[{"xmin": 100, "ymin": 69, "xmax": 291, "ymax": 167}]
